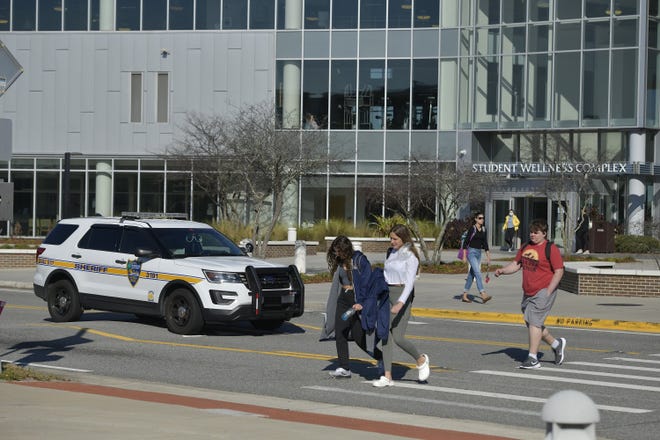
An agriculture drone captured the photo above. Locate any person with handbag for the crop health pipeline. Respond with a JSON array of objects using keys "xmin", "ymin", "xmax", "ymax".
[{"xmin": 461, "ymin": 212, "xmax": 492, "ymax": 304}]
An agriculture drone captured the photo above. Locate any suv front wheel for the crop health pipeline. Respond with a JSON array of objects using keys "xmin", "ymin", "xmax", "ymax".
[
  {"xmin": 47, "ymin": 279, "xmax": 83, "ymax": 322},
  {"xmin": 163, "ymin": 288, "xmax": 204, "ymax": 335}
]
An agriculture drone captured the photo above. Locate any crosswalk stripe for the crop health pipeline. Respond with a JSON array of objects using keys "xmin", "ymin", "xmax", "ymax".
[
  {"xmin": 302, "ymin": 385, "xmax": 539, "ymax": 416},
  {"xmin": 566, "ymin": 361, "xmax": 660, "ymax": 373},
  {"xmin": 605, "ymin": 357, "xmax": 660, "ymax": 365},
  {"xmin": 365, "ymin": 380, "xmax": 650, "ymax": 414},
  {"xmin": 542, "ymin": 368, "xmax": 660, "ymax": 382},
  {"xmin": 472, "ymin": 370, "xmax": 660, "ymax": 393}
]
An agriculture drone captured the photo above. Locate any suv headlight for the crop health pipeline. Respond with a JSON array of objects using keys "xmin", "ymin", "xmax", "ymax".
[{"xmin": 203, "ymin": 270, "xmax": 243, "ymax": 284}]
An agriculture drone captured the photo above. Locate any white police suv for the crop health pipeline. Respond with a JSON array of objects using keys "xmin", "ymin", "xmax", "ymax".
[{"xmin": 33, "ymin": 213, "xmax": 304, "ymax": 335}]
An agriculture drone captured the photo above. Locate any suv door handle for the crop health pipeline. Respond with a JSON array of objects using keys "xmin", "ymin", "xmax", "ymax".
[
  {"xmin": 71, "ymin": 254, "xmax": 81, "ymax": 259},
  {"xmin": 115, "ymin": 259, "xmax": 126, "ymax": 265}
]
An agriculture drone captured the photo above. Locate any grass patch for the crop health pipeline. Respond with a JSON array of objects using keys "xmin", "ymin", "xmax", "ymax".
[{"xmin": 0, "ymin": 363, "xmax": 65, "ymax": 382}]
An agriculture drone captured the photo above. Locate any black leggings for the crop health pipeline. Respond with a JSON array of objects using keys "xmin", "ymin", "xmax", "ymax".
[{"xmin": 334, "ymin": 289, "xmax": 382, "ymax": 370}]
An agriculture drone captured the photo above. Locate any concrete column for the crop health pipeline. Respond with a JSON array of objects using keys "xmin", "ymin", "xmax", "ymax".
[
  {"xmin": 100, "ymin": 0, "xmax": 114, "ymax": 31},
  {"xmin": 95, "ymin": 161, "xmax": 112, "ymax": 216},
  {"xmin": 627, "ymin": 132, "xmax": 645, "ymax": 235},
  {"xmin": 282, "ymin": 62, "xmax": 301, "ymax": 128},
  {"xmin": 285, "ymin": 0, "xmax": 302, "ymax": 29}
]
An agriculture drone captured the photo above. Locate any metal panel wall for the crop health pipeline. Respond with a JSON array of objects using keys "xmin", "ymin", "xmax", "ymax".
[{"xmin": 0, "ymin": 31, "xmax": 275, "ymax": 156}]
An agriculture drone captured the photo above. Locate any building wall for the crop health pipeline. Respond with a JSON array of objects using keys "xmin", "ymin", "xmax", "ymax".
[{"xmin": 0, "ymin": 31, "xmax": 275, "ymax": 155}]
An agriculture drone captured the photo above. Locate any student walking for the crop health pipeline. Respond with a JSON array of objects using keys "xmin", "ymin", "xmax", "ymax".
[
  {"xmin": 502, "ymin": 209, "xmax": 520, "ymax": 252},
  {"xmin": 324, "ymin": 235, "xmax": 383, "ymax": 378},
  {"xmin": 372, "ymin": 224, "xmax": 430, "ymax": 387},
  {"xmin": 494, "ymin": 219, "xmax": 567, "ymax": 369},
  {"xmin": 461, "ymin": 212, "xmax": 492, "ymax": 304}
]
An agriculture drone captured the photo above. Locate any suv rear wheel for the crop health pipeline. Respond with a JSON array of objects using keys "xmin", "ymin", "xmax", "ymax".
[
  {"xmin": 164, "ymin": 288, "xmax": 204, "ymax": 335},
  {"xmin": 47, "ymin": 279, "xmax": 83, "ymax": 322}
]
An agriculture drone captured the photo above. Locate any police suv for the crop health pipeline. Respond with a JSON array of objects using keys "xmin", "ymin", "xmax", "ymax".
[{"xmin": 33, "ymin": 213, "xmax": 305, "ymax": 335}]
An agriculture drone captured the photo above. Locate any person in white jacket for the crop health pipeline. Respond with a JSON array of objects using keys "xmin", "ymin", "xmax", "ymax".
[{"xmin": 372, "ymin": 224, "xmax": 430, "ymax": 387}]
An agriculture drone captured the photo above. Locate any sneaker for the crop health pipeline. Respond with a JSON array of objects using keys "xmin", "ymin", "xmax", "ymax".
[
  {"xmin": 417, "ymin": 354, "xmax": 430, "ymax": 381},
  {"xmin": 519, "ymin": 356, "xmax": 540, "ymax": 369},
  {"xmin": 583, "ymin": 250, "xmax": 590, "ymax": 255},
  {"xmin": 553, "ymin": 338, "xmax": 567, "ymax": 365},
  {"xmin": 372, "ymin": 376, "xmax": 394, "ymax": 388},
  {"xmin": 576, "ymin": 249, "xmax": 583, "ymax": 254},
  {"xmin": 328, "ymin": 367, "xmax": 351, "ymax": 378}
]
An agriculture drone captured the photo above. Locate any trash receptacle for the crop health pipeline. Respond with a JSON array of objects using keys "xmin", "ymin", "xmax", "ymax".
[{"xmin": 588, "ymin": 221, "xmax": 615, "ymax": 253}]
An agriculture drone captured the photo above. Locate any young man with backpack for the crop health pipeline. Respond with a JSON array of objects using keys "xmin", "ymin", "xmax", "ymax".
[{"xmin": 494, "ymin": 218, "xmax": 567, "ymax": 369}]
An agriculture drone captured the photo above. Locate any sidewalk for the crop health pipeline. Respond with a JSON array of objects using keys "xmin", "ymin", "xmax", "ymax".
[{"xmin": 0, "ymin": 372, "xmax": 539, "ymax": 440}]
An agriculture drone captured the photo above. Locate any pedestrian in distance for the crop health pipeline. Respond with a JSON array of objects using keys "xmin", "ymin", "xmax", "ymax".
[
  {"xmin": 494, "ymin": 218, "xmax": 567, "ymax": 369},
  {"xmin": 574, "ymin": 207, "xmax": 590, "ymax": 254},
  {"xmin": 324, "ymin": 235, "xmax": 383, "ymax": 378},
  {"xmin": 502, "ymin": 209, "xmax": 520, "ymax": 252},
  {"xmin": 372, "ymin": 224, "xmax": 430, "ymax": 388},
  {"xmin": 461, "ymin": 212, "xmax": 492, "ymax": 304}
]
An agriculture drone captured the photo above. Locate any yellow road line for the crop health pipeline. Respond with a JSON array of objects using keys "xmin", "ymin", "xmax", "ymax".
[{"xmin": 412, "ymin": 308, "xmax": 660, "ymax": 334}]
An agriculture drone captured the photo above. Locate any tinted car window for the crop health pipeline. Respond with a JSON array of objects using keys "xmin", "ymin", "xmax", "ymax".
[
  {"xmin": 78, "ymin": 225, "xmax": 122, "ymax": 252},
  {"xmin": 43, "ymin": 224, "xmax": 79, "ymax": 245},
  {"xmin": 154, "ymin": 228, "xmax": 244, "ymax": 257},
  {"xmin": 119, "ymin": 228, "xmax": 160, "ymax": 255}
]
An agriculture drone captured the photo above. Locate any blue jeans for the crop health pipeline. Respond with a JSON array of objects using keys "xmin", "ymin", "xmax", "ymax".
[{"xmin": 464, "ymin": 247, "xmax": 485, "ymax": 293}]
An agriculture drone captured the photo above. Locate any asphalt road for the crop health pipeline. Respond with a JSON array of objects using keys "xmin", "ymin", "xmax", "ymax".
[{"xmin": 1, "ymin": 287, "xmax": 659, "ymax": 440}]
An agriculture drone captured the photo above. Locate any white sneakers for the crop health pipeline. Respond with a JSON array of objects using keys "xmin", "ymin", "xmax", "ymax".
[
  {"xmin": 328, "ymin": 367, "xmax": 351, "ymax": 378},
  {"xmin": 417, "ymin": 354, "xmax": 430, "ymax": 381},
  {"xmin": 372, "ymin": 376, "xmax": 394, "ymax": 387}
]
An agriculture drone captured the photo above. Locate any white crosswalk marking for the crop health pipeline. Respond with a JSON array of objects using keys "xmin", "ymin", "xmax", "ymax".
[
  {"xmin": 605, "ymin": 357, "xmax": 660, "ymax": 365},
  {"xmin": 472, "ymin": 370, "xmax": 660, "ymax": 392},
  {"xmin": 542, "ymin": 367, "xmax": 660, "ymax": 382},
  {"xmin": 302, "ymin": 386, "xmax": 540, "ymax": 416},
  {"xmin": 566, "ymin": 361, "xmax": 660, "ymax": 373},
  {"xmin": 365, "ymin": 380, "xmax": 650, "ymax": 414}
]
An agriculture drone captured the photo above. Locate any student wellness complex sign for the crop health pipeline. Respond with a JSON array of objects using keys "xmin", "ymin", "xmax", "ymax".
[{"xmin": 472, "ymin": 162, "xmax": 632, "ymax": 176}]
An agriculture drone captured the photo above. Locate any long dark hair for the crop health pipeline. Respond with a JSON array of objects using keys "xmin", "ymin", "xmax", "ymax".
[{"xmin": 327, "ymin": 235, "xmax": 354, "ymax": 277}]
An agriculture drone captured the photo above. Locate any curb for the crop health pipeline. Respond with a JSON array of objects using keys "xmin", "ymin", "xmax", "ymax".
[{"xmin": 413, "ymin": 308, "xmax": 660, "ymax": 334}]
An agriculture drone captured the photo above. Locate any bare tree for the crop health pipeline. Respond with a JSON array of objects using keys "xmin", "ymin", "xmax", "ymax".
[
  {"xmin": 385, "ymin": 158, "xmax": 493, "ymax": 264},
  {"xmin": 167, "ymin": 101, "xmax": 329, "ymax": 258}
]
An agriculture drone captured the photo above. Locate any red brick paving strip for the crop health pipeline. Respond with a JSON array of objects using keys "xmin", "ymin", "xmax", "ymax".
[{"xmin": 14, "ymin": 381, "xmax": 515, "ymax": 440}]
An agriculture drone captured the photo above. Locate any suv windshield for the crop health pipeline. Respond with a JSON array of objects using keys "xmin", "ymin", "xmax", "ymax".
[{"xmin": 154, "ymin": 228, "xmax": 244, "ymax": 258}]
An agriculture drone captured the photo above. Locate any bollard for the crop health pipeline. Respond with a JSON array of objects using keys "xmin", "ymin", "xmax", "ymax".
[
  {"xmin": 294, "ymin": 240, "xmax": 306, "ymax": 274},
  {"xmin": 542, "ymin": 390, "xmax": 600, "ymax": 440},
  {"xmin": 287, "ymin": 227, "xmax": 297, "ymax": 241},
  {"xmin": 353, "ymin": 241, "xmax": 362, "ymax": 252}
]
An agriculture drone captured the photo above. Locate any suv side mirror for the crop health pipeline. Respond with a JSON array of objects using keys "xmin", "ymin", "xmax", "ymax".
[{"xmin": 134, "ymin": 248, "xmax": 160, "ymax": 259}]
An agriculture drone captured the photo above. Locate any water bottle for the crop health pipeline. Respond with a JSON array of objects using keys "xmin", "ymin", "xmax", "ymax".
[{"xmin": 341, "ymin": 308, "xmax": 356, "ymax": 321}]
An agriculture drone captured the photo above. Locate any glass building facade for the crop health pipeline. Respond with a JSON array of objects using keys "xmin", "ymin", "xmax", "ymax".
[{"xmin": 0, "ymin": 0, "xmax": 658, "ymax": 243}]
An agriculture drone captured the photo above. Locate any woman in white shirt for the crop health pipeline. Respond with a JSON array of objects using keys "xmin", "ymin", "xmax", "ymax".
[{"xmin": 373, "ymin": 224, "xmax": 430, "ymax": 387}]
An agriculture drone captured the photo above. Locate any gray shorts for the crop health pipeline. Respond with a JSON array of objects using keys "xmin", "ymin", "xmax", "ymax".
[{"xmin": 521, "ymin": 289, "xmax": 556, "ymax": 328}]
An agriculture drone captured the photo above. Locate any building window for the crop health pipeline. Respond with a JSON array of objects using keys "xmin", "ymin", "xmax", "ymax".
[
  {"xmin": 0, "ymin": 0, "xmax": 9, "ymax": 31},
  {"xmin": 39, "ymin": 0, "xmax": 62, "ymax": 31},
  {"xmin": 157, "ymin": 72, "xmax": 169, "ymax": 123},
  {"xmin": 361, "ymin": 0, "xmax": 385, "ymax": 29},
  {"xmin": 169, "ymin": 0, "xmax": 193, "ymax": 29},
  {"xmin": 250, "ymin": 0, "xmax": 275, "ymax": 29},
  {"xmin": 13, "ymin": 0, "xmax": 36, "ymax": 31},
  {"xmin": 131, "ymin": 73, "xmax": 142, "ymax": 123},
  {"xmin": 65, "ymin": 0, "xmax": 89, "ymax": 30},
  {"xmin": 143, "ymin": 0, "xmax": 167, "ymax": 30},
  {"xmin": 117, "ymin": 0, "xmax": 140, "ymax": 31},
  {"xmin": 224, "ymin": 0, "xmax": 247, "ymax": 29}
]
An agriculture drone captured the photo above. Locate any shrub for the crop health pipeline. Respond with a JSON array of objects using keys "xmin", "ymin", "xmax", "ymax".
[
  {"xmin": 443, "ymin": 218, "xmax": 474, "ymax": 249},
  {"xmin": 614, "ymin": 235, "xmax": 660, "ymax": 253}
]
